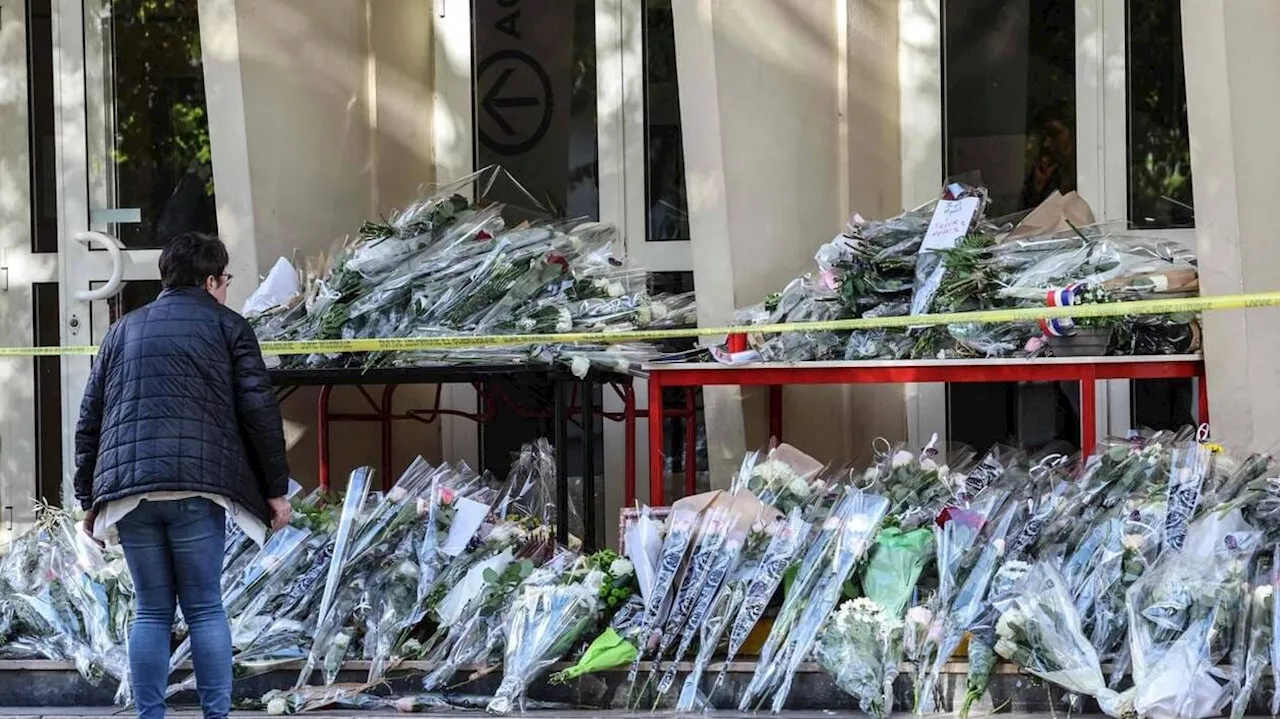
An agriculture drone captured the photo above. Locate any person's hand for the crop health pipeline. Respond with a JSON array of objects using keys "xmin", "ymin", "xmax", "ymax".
[
  {"xmin": 268, "ymin": 496, "xmax": 292, "ymax": 532},
  {"xmin": 82, "ymin": 508, "xmax": 103, "ymax": 548}
]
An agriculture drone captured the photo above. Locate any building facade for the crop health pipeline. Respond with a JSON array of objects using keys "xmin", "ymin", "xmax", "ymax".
[{"xmin": 0, "ymin": 0, "xmax": 1272, "ymax": 543}]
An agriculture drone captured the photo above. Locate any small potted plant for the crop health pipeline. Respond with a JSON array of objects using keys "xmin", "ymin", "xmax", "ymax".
[{"xmin": 1047, "ymin": 284, "xmax": 1119, "ymax": 356}]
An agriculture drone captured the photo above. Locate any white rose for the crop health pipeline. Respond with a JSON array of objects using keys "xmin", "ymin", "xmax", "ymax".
[
  {"xmin": 570, "ymin": 356, "xmax": 591, "ymax": 378},
  {"xmin": 891, "ymin": 450, "xmax": 915, "ymax": 468},
  {"xmin": 609, "ymin": 558, "xmax": 634, "ymax": 577},
  {"xmin": 905, "ymin": 606, "xmax": 932, "ymax": 627},
  {"xmin": 920, "ymin": 457, "xmax": 938, "ymax": 472},
  {"xmin": 489, "ymin": 524, "xmax": 515, "ymax": 544},
  {"xmin": 788, "ymin": 476, "xmax": 811, "ymax": 497}
]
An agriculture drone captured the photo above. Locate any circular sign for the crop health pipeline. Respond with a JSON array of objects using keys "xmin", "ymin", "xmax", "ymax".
[{"xmin": 476, "ymin": 49, "xmax": 554, "ymax": 157}]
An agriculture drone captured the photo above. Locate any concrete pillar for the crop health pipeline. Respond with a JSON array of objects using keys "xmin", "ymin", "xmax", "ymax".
[
  {"xmin": 1181, "ymin": 0, "xmax": 1280, "ymax": 449},
  {"xmin": 201, "ymin": 0, "xmax": 441, "ymax": 487},
  {"xmin": 673, "ymin": 0, "xmax": 906, "ymax": 483}
]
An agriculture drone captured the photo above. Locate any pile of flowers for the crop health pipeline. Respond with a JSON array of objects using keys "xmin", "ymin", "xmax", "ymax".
[
  {"xmin": 9, "ymin": 431, "xmax": 1280, "ymax": 718},
  {"xmin": 244, "ymin": 167, "xmax": 696, "ymax": 376},
  {"xmin": 736, "ymin": 185, "xmax": 1200, "ymax": 362}
]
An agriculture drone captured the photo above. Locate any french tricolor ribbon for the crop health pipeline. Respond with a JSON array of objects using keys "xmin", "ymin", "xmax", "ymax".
[{"xmin": 1040, "ymin": 283, "xmax": 1083, "ymax": 337}]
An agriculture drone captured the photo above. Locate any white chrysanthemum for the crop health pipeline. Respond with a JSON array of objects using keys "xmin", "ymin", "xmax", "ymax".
[
  {"xmin": 995, "ymin": 609, "xmax": 1023, "ymax": 641},
  {"xmin": 607, "ymin": 281, "xmax": 626, "ymax": 297},
  {"xmin": 753, "ymin": 459, "xmax": 801, "ymax": 492},
  {"xmin": 570, "ymin": 355, "xmax": 591, "ymax": 378},
  {"xmin": 891, "ymin": 450, "xmax": 915, "ymax": 469},
  {"xmin": 850, "ymin": 597, "xmax": 884, "ymax": 615},
  {"xmin": 610, "ymin": 558, "xmax": 634, "ymax": 577},
  {"xmin": 862, "ymin": 467, "xmax": 880, "ymax": 482},
  {"xmin": 266, "ymin": 698, "xmax": 288, "ymax": 716},
  {"xmin": 517, "ymin": 317, "xmax": 536, "ymax": 331},
  {"xmin": 388, "ymin": 486, "xmax": 408, "ymax": 502},
  {"xmin": 555, "ymin": 308, "xmax": 573, "ymax": 332},
  {"xmin": 650, "ymin": 301, "xmax": 670, "ymax": 321},
  {"xmin": 920, "ymin": 457, "xmax": 938, "ymax": 472}
]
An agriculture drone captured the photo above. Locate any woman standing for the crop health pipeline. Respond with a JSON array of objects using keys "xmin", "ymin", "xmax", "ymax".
[{"xmin": 73, "ymin": 232, "xmax": 293, "ymax": 719}]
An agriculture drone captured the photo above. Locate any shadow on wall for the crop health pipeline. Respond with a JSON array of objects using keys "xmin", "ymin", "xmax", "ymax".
[
  {"xmin": 675, "ymin": 0, "xmax": 910, "ymax": 470},
  {"xmin": 199, "ymin": 0, "xmax": 452, "ymax": 488}
]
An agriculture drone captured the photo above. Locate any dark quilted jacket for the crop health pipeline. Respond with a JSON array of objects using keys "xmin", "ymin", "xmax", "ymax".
[{"xmin": 73, "ymin": 287, "xmax": 289, "ymax": 522}]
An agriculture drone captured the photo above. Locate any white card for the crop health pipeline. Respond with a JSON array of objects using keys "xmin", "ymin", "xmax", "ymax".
[
  {"xmin": 920, "ymin": 196, "xmax": 981, "ymax": 252},
  {"xmin": 441, "ymin": 497, "xmax": 489, "ymax": 556}
]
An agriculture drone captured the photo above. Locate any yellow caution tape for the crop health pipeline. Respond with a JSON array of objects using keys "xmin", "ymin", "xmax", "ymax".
[{"xmin": 1, "ymin": 290, "xmax": 1277, "ymax": 358}]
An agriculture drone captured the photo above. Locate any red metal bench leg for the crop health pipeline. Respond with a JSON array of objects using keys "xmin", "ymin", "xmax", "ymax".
[
  {"xmin": 684, "ymin": 388, "xmax": 697, "ymax": 497},
  {"xmin": 1197, "ymin": 370, "xmax": 1211, "ymax": 428},
  {"xmin": 1080, "ymin": 378, "xmax": 1097, "ymax": 456},
  {"xmin": 769, "ymin": 385, "xmax": 783, "ymax": 442},
  {"xmin": 648, "ymin": 377, "xmax": 664, "ymax": 507},
  {"xmin": 624, "ymin": 382, "xmax": 637, "ymax": 506}
]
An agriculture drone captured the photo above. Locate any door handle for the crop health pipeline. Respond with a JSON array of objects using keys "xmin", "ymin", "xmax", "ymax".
[{"xmin": 73, "ymin": 231, "xmax": 125, "ymax": 301}]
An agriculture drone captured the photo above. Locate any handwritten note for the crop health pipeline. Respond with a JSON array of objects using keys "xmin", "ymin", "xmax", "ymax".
[
  {"xmin": 920, "ymin": 197, "xmax": 981, "ymax": 253},
  {"xmin": 441, "ymin": 497, "xmax": 489, "ymax": 556}
]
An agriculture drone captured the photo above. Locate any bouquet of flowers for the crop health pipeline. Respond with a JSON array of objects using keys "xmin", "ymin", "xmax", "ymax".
[
  {"xmin": 814, "ymin": 598, "xmax": 903, "ymax": 719},
  {"xmin": 860, "ymin": 526, "xmax": 933, "ymax": 618},
  {"xmin": 740, "ymin": 488, "xmax": 890, "ymax": 712},
  {"xmin": 1229, "ymin": 556, "xmax": 1273, "ymax": 719},
  {"xmin": 485, "ymin": 559, "xmax": 604, "ymax": 714},
  {"xmin": 248, "ymin": 167, "xmax": 695, "ymax": 372},
  {"xmin": 1126, "ymin": 507, "xmax": 1263, "ymax": 719},
  {"xmin": 992, "ymin": 562, "xmax": 1128, "ymax": 716}
]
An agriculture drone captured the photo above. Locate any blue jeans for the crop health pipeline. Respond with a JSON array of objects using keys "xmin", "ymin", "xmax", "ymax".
[{"xmin": 118, "ymin": 498, "xmax": 231, "ymax": 719}]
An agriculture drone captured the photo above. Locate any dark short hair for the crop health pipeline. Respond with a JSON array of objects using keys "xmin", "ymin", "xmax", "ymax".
[{"xmin": 159, "ymin": 232, "xmax": 229, "ymax": 288}]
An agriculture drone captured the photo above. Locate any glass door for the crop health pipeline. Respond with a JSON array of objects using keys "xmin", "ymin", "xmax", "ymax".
[
  {"xmin": 907, "ymin": 0, "xmax": 1199, "ymax": 454},
  {"xmin": 53, "ymin": 0, "xmax": 216, "ymax": 489}
]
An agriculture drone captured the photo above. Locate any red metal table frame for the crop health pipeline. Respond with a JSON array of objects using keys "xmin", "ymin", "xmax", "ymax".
[
  {"xmin": 643, "ymin": 354, "xmax": 1208, "ymax": 505},
  {"xmin": 270, "ymin": 367, "xmax": 642, "ymax": 494}
]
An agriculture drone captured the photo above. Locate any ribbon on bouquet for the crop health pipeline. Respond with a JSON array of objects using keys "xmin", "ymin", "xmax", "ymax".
[
  {"xmin": 1039, "ymin": 283, "xmax": 1084, "ymax": 337},
  {"xmin": 3, "ymin": 289, "xmax": 1280, "ymax": 358}
]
